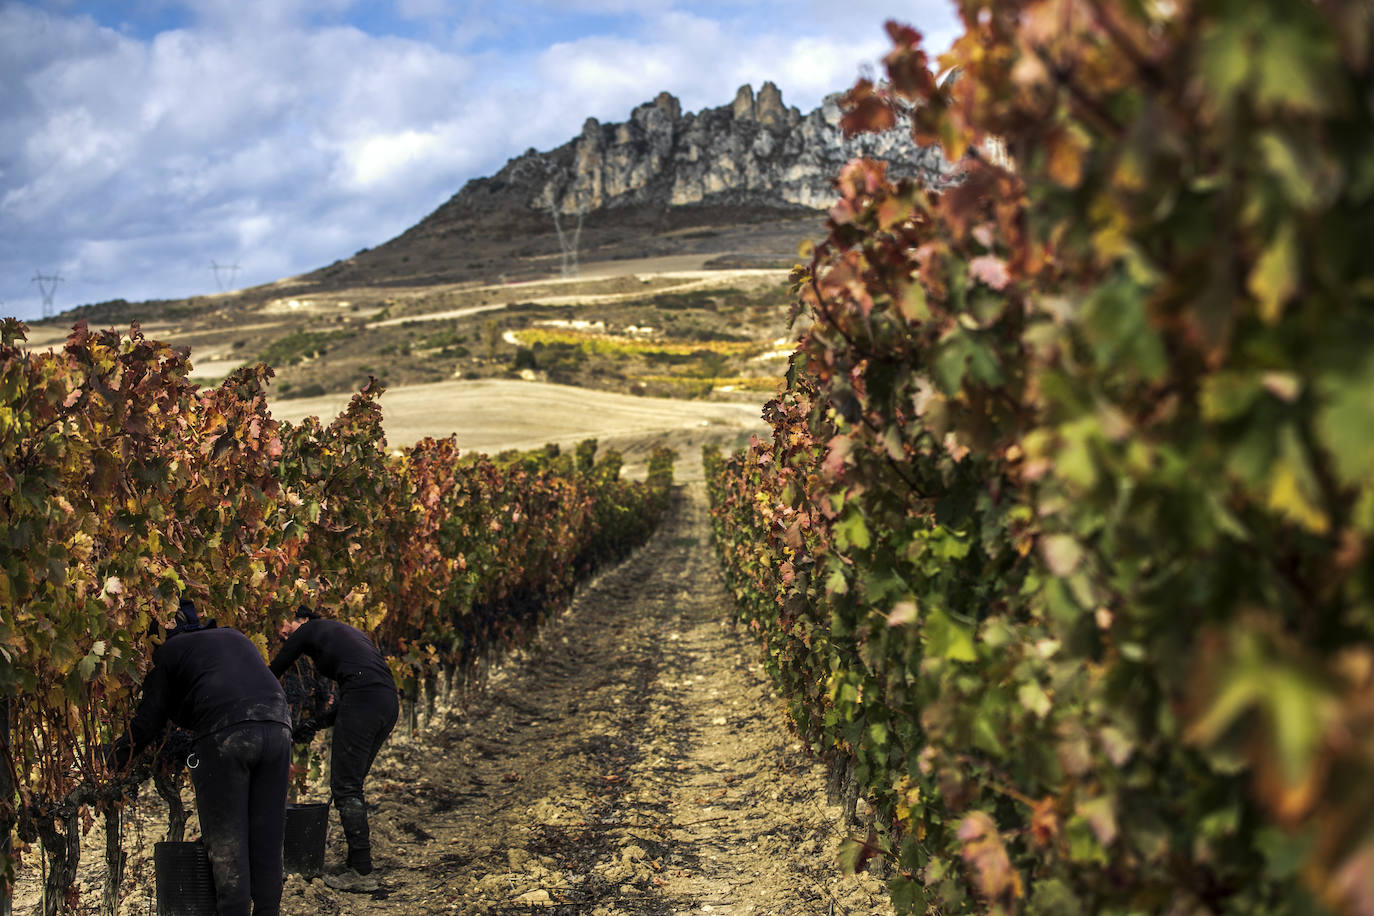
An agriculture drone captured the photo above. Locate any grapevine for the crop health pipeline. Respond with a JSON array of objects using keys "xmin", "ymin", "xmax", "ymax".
[
  {"xmin": 0, "ymin": 318, "xmax": 673, "ymax": 913},
  {"xmin": 707, "ymin": 4, "xmax": 1374, "ymax": 913}
]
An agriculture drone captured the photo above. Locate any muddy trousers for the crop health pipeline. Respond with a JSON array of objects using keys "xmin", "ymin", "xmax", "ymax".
[
  {"xmin": 189, "ymin": 722, "xmax": 292, "ymax": 916},
  {"xmin": 330, "ymin": 686, "xmax": 399, "ymax": 873}
]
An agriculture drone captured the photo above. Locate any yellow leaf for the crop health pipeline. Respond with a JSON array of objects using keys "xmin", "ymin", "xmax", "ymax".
[
  {"xmin": 1248, "ymin": 224, "xmax": 1299, "ymax": 324},
  {"xmin": 898, "ymin": 281, "xmax": 929, "ymax": 323},
  {"xmin": 1047, "ymin": 124, "xmax": 1090, "ymax": 189},
  {"xmin": 1268, "ymin": 463, "xmax": 1329, "ymax": 534}
]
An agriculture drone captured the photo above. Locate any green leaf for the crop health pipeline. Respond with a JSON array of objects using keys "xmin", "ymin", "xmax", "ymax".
[
  {"xmin": 934, "ymin": 328, "xmax": 1002, "ymax": 394},
  {"xmin": 1200, "ymin": 20, "xmax": 1254, "ymax": 104},
  {"xmin": 1081, "ymin": 276, "xmax": 1166, "ymax": 382},
  {"xmin": 1027, "ymin": 878, "xmax": 1080, "ymax": 916},
  {"xmin": 929, "ymin": 526, "xmax": 971, "ymax": 561},
  {"xmin": 1254, "ymin": 25, "xmax": 1338, "ymax": 116},
  {"xmin": 1018, "ymin": 681, "xmax": 1052, "ymax": 719},
  {"xmin": 1055, "ymin": 418, "xmax": 1099, "ymax": 491},
  {"xmin": 924, "ymin": 607, "xmax": 976, "ymax": 662},
  {"xmin": 1316, "ymin": 359, "xmax": 1374, "ymax": 486},
  {"xmin": 1065, "ymin": 816, "xmax": 1108, "ymax": 865},
  {"xmin": 1200, "ymin": 372, "xmax": 1262, "ymax": 423},
  {"xmin": 1258, "ymin": 130, "xmax": 1333, "ymax": 211},
  {"xmin": 837, "ymin": 835, "xmax": 866, "ymax": 874},
  {"xmin": 1255, "ymin": 826, "xmax": 1314, "ymax": 881},
  {"xmin": 887, "ymin": 876, "xmax": 926, "ymax": 913},
  {"xmin": 836, "ymin": 511, "xmax": 871, "ymax": 551},
  {"xmin": 825, "ymin": 565, "xmax": 850, "ymax": 596},
  {"xmin": 972, "ymin": 711, "xmax": 1007, "ymax": 757}
]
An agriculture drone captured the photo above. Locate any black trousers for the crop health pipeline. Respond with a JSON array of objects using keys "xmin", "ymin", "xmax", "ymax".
[
  {"xmin": 330, "ymin": 685, "xmax": 399, "ymax": 872},
  {"xmin": 189, "ymin": 722, "xmax": 292, "ymax": 916}
]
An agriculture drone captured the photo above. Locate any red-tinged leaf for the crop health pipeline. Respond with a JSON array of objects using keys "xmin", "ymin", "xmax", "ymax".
[
  {"xmin": 1332, "ymin": 845, "xmax": 1374, "ymax": 916},
  {"xmin": 1030, "ymin": 797, "xmax": 1060, "ymax": 847},
  {"xmin": 838, "ymin": 828, "xmax": 886, "ymax": 873},
  {"xmin": 877, "ymin": 194, "xmax": 912, "ymax": 231},
  {"xmin": 885, "ymin": 20, "xmax": 922, "ymax": 49},
  {"xmin": 888, "ymin": 600, "xmax": 919, "ymax": 626},
  {"xmin": 829, "ymin": 199, "xmax": 857, "ymax": 226},
  {"xmin": 841, "ymin": 89, "xmax": 897, "ymax": 137},
  {"xmin": 823, "ymin": 435, "xmax": 852, "ymax": 478},
  {"xmin": 958, "ymin": 812, "xmax": 1024, "ymax": 903},
  {"xmin": 884, "ymin": 22, "xmax": 936, "ymax": 97},
  {"xmin": 969, "ymin": 255, "xmax": 1011, "ymax": 290}
]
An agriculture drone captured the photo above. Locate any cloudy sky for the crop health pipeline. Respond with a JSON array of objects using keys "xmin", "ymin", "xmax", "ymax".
[{"xmin": 0, "ymin": 0, "xmax": 961, "ymax": 322}]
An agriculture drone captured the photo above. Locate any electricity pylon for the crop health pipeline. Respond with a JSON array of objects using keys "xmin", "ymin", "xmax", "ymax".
[
  {"xmin": 31, "ymin": 271, "xmax": 62, "ymax": 319},
  {"xmin": 550, "ymin": 204, "xmax": 586, "ymax": 279},
  {"xmin": 211, "ymin": 260, "xmax": 242, "ymax": 292}
]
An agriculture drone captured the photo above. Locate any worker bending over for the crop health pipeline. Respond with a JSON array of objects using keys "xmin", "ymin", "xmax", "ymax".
[{"xmin": 269, "ymin": 607, "xmax": 398, "ymax": 892}]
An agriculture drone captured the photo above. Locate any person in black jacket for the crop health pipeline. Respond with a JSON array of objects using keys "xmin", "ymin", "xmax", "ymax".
[
  {"xmin": 268, "ymin": 608, "xmax": 398, "ymax": 892},
  {"xmin": 112, "ymin": 599, "xmax": 291, "ymax": 916}
]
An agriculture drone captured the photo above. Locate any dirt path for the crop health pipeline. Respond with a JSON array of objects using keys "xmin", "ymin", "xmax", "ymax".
[{"xmin": 281, "ymin": 482, "xmax": 891, "ymax": 916}]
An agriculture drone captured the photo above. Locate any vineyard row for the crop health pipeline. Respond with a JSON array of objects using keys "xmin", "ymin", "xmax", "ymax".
[
  {"xmin": 705, "ymin": 5, "xmax": 1374, "ymax": 915},
  {"xmin": 0, "ymin": 318, "xmax": 674, "ymax": 913}
]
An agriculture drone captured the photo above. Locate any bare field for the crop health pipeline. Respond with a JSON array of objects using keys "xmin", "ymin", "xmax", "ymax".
[
  {"xmin": 19, "ymin": 259, "xmax": 789, "ymax": 468},
  {"xmin": 19, "ymin": 252, "xmax": 800, "ymax": 408},
  {"xmin": 268, "ymin": 378, "xmax": 769, "ymax": 478}
]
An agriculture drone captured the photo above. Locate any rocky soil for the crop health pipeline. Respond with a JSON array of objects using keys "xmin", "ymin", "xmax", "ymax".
[
  {"xmin": 280, "ymin": 482, "xmax": 891, "ymax": 915},
  {"xmin": 13, "ymin": 479, "xmax": 892, "ymax": 916}
]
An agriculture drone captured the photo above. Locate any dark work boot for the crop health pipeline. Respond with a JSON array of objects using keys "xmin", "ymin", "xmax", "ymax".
[{"xmin": 334, "ymin": 797, "xmax": 373, "ymax": 873}]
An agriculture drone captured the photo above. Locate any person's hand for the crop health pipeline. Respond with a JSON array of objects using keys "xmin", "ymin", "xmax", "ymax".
[{"xmin": 157, "ymin": 730, "xmax": 194, "ymax": 768}]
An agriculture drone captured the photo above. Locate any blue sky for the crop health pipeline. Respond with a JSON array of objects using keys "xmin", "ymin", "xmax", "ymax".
[{"xmin": 1, "ymin": 0, "xmax": 961, "ymax": 321}]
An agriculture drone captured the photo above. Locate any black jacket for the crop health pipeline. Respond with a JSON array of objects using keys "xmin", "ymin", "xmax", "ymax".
[
  {"xmin": 268, "ymin": 620, "xmax": 395, "ymax": 704},
  {"xmin": 129, "ymin": 628, "xmax": 290, "ymax": 752}
]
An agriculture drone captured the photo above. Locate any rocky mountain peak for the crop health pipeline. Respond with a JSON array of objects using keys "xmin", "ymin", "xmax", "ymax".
[{"xmin": 408, "ymin": 83, "xmax": 950, "ymax": 248}]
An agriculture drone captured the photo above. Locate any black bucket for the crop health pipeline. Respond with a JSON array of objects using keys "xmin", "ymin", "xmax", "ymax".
[
  {"xmin": 283, "ymin": 802, "xmax": 330, "ymax": 878},
  {"xmin": 153, "ymin": 841, "xmax": 216, "ymax": 916}
]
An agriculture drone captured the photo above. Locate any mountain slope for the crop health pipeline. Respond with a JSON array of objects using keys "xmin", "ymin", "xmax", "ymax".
[{"xmin": 299, "ymin": 82, "xmax": 945, "ymax": 291}]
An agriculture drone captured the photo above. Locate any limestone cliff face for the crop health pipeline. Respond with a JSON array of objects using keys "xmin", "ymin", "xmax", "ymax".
[{"xmin": 454, "ymin": 82, "xmax": 949, "ymax": 219}]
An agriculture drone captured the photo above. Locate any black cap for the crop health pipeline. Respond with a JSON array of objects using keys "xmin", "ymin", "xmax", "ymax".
[
  {"xmin": 294, "ymin": 605, "xmax": 320, "ymax": 621},
  {"xmin": 173, "ymin": 599, "xmax": 202, "ymax": 633}
]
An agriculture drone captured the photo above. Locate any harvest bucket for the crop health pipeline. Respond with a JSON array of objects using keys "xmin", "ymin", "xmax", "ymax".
[
  {"xmin": 153, "ymin": 840, "xmax": 216, "ymax": 916},
  {"xmin": 283, "ymin": 802, "xmax": 330, "ymax": 878}
]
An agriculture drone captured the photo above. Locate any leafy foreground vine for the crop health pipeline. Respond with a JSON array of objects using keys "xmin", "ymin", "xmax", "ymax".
[
  {"xmin": 0, "ymin": 319, "xmax": 673, "ymax": 914},
  {"xmin": 707, "ymin": 2, "xmax": 1374, "ymax": 913}
]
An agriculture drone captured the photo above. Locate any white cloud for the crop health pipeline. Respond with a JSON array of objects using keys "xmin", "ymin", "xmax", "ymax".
[
  {"xmin": 344, "ymin": 129, "xmax": 444, "ymax": 190},
  {"xmin": 0, "ymin": 0, "xmax": 962, "ymax": 320},
  {"xmin": 233, "ymin": 214, "xmax": 276, "ymax": 251}
]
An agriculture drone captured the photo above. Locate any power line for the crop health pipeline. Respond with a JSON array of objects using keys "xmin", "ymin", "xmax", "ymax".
[
  {"xmin": 211, "ymin": 260, "xmax": 242, "ymax": 292},
  {"xmin": 550, "ymin": 204, "xmax": 585, "ymax": 279},
  {"xmin": 31, "ymin": 271, "xmax": 63, "ymax": 319}
]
